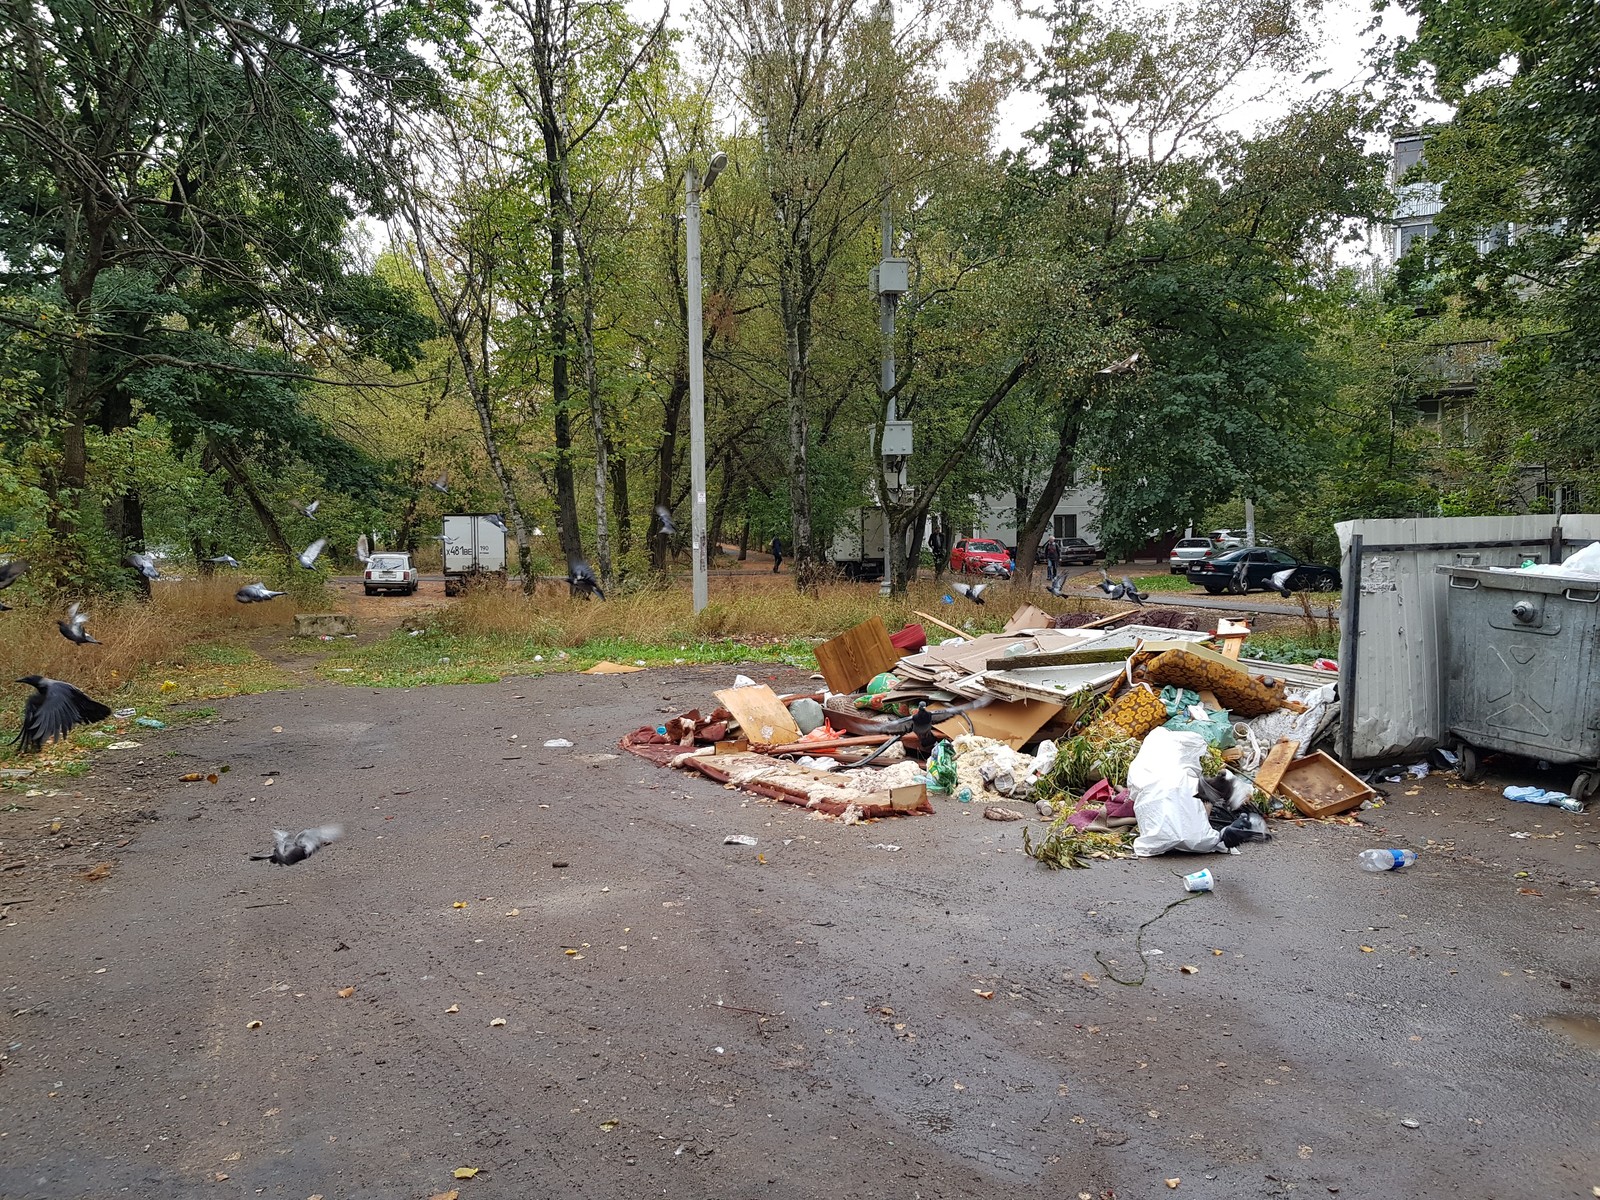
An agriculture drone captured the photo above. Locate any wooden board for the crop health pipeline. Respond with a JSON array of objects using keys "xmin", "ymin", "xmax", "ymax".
[
  {"xmin": 1253, "ymin": 737, "xmax": 1301, "ymax": 795},
  {"xmin": 814, "ymin": 617, "xmax": 901, "ymax": 695},
  {"xmin": 914, "ymin": 609, "xmax": 967, "ymax": 639},
  {"xmin": 937, "ymin": 697, "xmax": 1062, "ymax": 750},
  {"xmin": 1278, "ymin": 750, "xmax": 1374, "ymax": 818},
  {"xmin": 713, "ymin": 684, "xmax": 801, "ymax": 747}
]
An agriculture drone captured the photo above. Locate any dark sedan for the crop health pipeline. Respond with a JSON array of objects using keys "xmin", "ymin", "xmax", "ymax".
[
  {"xmin": 1186, "ymin": 547, "xmax": 1341, "ymax": 595},
  {"xmin": 1034, "ymin": 536, "xmax": 1100, "ymax": 566}
]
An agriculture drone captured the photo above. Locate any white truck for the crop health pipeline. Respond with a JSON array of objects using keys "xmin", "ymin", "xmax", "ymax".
[
  {"xmin": 442, "ymin": 513, "xmax": 509, "ymax": 596},
  {"xmin": 828, "ymin": 506, "xmax": 888, "ymax": 581}
]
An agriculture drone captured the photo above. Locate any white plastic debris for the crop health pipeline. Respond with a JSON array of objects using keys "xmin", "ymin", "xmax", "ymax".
[
  {"xmin": 731, "ymin": 674, "xmax": 758, "ymax": 688},
  {"xmin": 868, "ymin": 843, "xmax": 902, "ymax": 851},
  {"xmin": 722, "ymin": 834, "xmax": 757, "ymax": 847},
  {"xmin": 543, "ymin": 738, "xmax": 573, "ymax": 748}
]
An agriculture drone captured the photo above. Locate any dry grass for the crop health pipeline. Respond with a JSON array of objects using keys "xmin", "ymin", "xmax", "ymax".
[
  {"xmin": 0, "ymin": 579, "xmax": 299, "ymax": 729},
  {"xmin": 443, "ymin": 577, "xmax": 1109, "ymax": 644}
]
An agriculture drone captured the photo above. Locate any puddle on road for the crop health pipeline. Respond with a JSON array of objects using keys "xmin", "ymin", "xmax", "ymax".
[{"xmin": 1540, "ymin": 1013, "xmax": 1600, "ymax": 1052}]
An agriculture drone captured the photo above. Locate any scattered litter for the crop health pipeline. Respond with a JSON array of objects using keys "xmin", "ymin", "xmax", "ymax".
[
  {"xmin": 868, "ymin": 843, "xmax": 901, "ymax": 851},
  {"xmin": 112, "ymin": 707, "xmax": 136, "ymax": 718},
  {"xmin": 543, "ymin": 738, "xmax": 573, "ymax": 748},
  {"xmin": 1182, "ymin": 868, "xmax": 1214, "ymax": 893},
  {"xmin": 453, "ymin": 1167, "xmax": 481, "ymax": 1179},
  {"xmin": 106, "ymin": 740, "xmax": 142, "ymax": 750},
  {"xmin": 1504, "ymin": 785, "xmax": 1585, "ymax": 813},
  {"xmin": 983, "ymin": 805, "xmax": 1025, "ymax": 822},
  {"xmin": 731, "ymin": 674, "xmax": 757, "ymax": 688},
  {"xmin": 1358, "ymin": 849, "xmax": 1416, "ymax": 872},
  {"xmin": 489, "ymin": 1018, "xmax": 506, "ymax": 1027},
  {"xmin": 723, "ymin": 834, "xmax": 758, "ymax": 847},
  {"xmin": 583, "ymin": 661, "xmax": 644, "ymax": 675},
  {"xmin": 1400, "ymin": 1118, "xmax": 1420, "ymax": 1130}
]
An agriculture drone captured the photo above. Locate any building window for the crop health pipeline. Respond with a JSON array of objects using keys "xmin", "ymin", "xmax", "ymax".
[
  {"xmin": 1536, "ymin": 480, "xmax": 1580, "ymax": 512},
  {"xmin": 1392, "ymin": 137, "xmax": 1426, "ymax": 183},
  {"xmin": 1397, "ymin": 221, "xmax": 1435, "ymax": 255},
  {"xmin": 1053, "ymin": 514, "xmax": 1078, "ymax": 540}
]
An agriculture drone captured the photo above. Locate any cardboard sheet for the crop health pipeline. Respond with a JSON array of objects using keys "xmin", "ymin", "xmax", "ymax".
[
  {"xmin": 937, "ymin": 697, "xmax": 1062, "ymax": 749},
  {"xmin": 583, "ymin": 660, "xmax": 645, "ymax": 674}
]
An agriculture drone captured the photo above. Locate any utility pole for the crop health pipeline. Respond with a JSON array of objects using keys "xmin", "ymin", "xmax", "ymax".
[
  {"xmin": 685, "ymin": 151, "xmax": 726, "ymax": 613},
  {"xmin": 1244, "ymin": 498, "xmax": 1256, "ymax": 549},
  {"xmin": 875, "ymin": 0, "xmax": 906, "ymax": 596}
]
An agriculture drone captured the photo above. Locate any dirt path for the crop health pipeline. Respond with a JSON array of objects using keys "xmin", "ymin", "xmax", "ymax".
[{"xmin": 1, "ymin": 669, "xmax": 1597, "ymax": 1199}]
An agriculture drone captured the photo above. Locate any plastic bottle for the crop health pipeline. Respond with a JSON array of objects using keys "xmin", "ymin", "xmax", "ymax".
[{"xmin": 1359, "ymin": 848, "xmax": 1417, "ymax": 872}]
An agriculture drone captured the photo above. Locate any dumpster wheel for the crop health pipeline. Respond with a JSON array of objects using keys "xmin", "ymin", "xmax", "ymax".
[
  {"xmin": 1572, "ymin": 772, "xmax": 1594, "ymax": 806},
  {"xmin": 1456, "ymin": 742, "xmax": 1480, "ymax": 783}
]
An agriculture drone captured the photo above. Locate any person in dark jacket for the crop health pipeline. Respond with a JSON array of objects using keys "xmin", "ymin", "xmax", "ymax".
[
  {"xmin": 1044, "ymin": 536, "xmax": 1061, "ymax": 584},
  {"xmin": 771, "ymin": 536, "xmax": 784, "ymax": 572}
]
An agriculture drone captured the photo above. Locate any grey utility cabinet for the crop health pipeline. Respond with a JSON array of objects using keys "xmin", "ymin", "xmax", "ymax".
[{"xmin": 1436, "ymin": 564, "xmax": 1600, "ymax": 802}]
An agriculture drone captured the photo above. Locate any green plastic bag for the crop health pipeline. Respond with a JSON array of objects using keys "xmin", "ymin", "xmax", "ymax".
[
  {"xmin": 1159, "ymin": 685, "xmax": 1235, "ymax": 749},
  {"xmin": 927, "ymin": 741, "xmax": 957, "ymax": 793}
]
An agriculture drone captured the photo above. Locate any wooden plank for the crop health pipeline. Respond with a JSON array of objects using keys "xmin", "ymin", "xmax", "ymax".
[
  {"xmin": 913, "ymin": 609, "xmax": 967, "ymax": 639},
  {"xmin": 1253, "ymin": 737, "xmax": 1301, "ymax": 795},
  {"xmin": 984, "ymin": 645, "xmax": 1137, "ymax": 671},
  {"xmin": 762, "ymin": 734, "xmax": 895, "ymax": 754},
  {"xmin": 1078, "ymin": 610, "xmax": 1128, "ymax": 630},
  {"xmin": 814, "ymin": 617, "xmax": 901, "ymax": 695},
  {"xmin": 713, "ymin": 684, "xmax": 801, "ymax": 747}
]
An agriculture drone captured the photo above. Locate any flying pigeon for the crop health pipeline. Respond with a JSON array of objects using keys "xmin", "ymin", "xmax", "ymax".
[
  {"xmin": 485, "ymin": 513, "xmax": 507, "ymax": 530},
  {"xmin": 567, "ymin": 554, "xmax": 605, "ymax": 600},
  {"xmin": 297, "ymin": 538, "xmax": 327, "ymax": 570},
  {"xmin": 206, "ymin": 554, "xmax": 240, "ymax": 569},
  {"xmin": 356, "ymin": 535, "xmax": 370, "ymax": 564},
  {"xmin": 1231, "ymin": 558, "xmax": 1251, "ymax": 595},
  {"xmin": 57, "ymin": 602, "xmax": 98, "ymax": 645},
  {"xmin": 124, "ymin": 552, "xmax": 159, "ymax": 580},
  {"xmin": 250, "ymin": 825, "xmax": 343, "ymax": 866},
  {"xmin": 1266, "ymin": 567, "xmax": 1296, "ymax": 598},
  {"xmin": 12, "ymin": 675, "xmax": 112, "ymax": 753},
  {"xmin": 1119, "ymin": 576, "xmax": 1148, "ymax": 606},
  {"xmin": 0, "ymin": 559, "xmax": 27, "ymax": 590},
  {"xmin": 431, "ymin": 473, "xmax": 449, "ymax": 494},
  {"xmin": 1096, "ymin": 568, "xmax": 1117, "ymax": 596},
  {"xmin": 952, "ymin": 581, "xmax": 987, "ymax": 605},
  {"xmin": 1096, "ymin": 351, "xmax": 1141, "ymax": 376},
  {"xmin": 235, "ymin": 582, "xmax": 286, "ymax": 603},
  {"xmin": 433, "ymin": 534, "xmax": 455, "ymax": 545},
  {"xmin": 301, "ymin": 499, "xmax": 320, "ymax": 518},
  {"xmin": 655, "ymin": 505, "xmax": 678, "ymax": 536},
  {"xmin": 1047, "ymin": 573, "xmax": 1068, "ymax": 598}
]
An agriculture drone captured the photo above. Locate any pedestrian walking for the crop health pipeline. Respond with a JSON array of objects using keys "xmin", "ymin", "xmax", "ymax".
[
  {"xmin": 928, "ymin": 527, "xmax": 946, "ymax": 575},
  {"xmin": 1044, "ymin": 536, "xmax": 1061, "ymax": 584},
  {"xmin": 771, "ymin": 536, "xmax": 784, "ymax": 573}
]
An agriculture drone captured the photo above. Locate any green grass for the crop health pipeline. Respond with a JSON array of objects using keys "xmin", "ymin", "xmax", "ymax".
[
  {"xmin": 1244, "ymin": 628, "xmax": 1340, "ymax": 664},
  {"xmin": 316, "ymin": 628, "xmax": 822, "ymax": 688},
  {"xmin": 1131, "ymin": 573, "xmax": 1195, "ymax": 593}
]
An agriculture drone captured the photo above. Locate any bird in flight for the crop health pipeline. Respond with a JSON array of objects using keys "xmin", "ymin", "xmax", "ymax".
[
  {"xmin": 951, "ymin": 581, "xmax": 987, "ymax": 605},
  {"xmin": 431, "ymin": 473, "xmax": 449, "ymax": 494},
  {"xmin": 568, "ymin": 553, "xmax": 605, "ymax": 600},
  {"xmin": 57, "ymin": 603, "xmax": 99, "ymax": 645},
  {"xmin": 301, "ymin": 499, "xmax": 320, "ymax": 518},
  {"xmin": 236, "ymin": 582, "xmax": 286, "ymax": 603},
  {"xmin": 297, "ymin": 538, "xmax": 327, "ymax": 570},
  {"xmin": 1266, "ymin": 567, "xmax": 1296, "ymax": 598},
  {"xmin": 655, "ymin": 505, "xmax": 678, "ymax": 536},
  {"xmin": 0, "ymin": 559, "xmax": 27, "ymax": 591},
  {"xmin": 12, "ymin": 676, "xmax": 112, "ymax": 753},
  {"xmin": 124, "ymin": 552, "xmax": 159, "ymax": 580},
  {"xmin": 250, "ymin": 825, "xmax": 343, "ymax": 866},
  {"xmin": 356, "ymin": 535, "xmax": 370, "ymax": 564},
  {"xmin": 206, "ymin": 554, "xmax": 241, "ymax": 569},
  {"xmin": 1118, "ymin": 576, "xmax": 1148, "ymax": 606}
]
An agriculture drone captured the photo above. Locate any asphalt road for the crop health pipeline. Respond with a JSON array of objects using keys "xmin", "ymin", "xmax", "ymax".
[{"xmin": 2, "ymin": 669, "xmax": 1595, "ymax": 1199}]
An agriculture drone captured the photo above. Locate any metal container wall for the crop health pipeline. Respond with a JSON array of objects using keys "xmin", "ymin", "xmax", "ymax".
[{"xmin": 1438, "ymin": 565, "xmax": 1600, "ymax": 766}]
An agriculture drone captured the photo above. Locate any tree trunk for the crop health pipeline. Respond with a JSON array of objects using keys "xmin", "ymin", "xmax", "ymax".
[
  {"xmin": 1013, "ymin": 411, "xmax": 1081, "ymax": 588},
  {"xmin": 738, "ymin": 512, "xmax": 750, "ymax": 561},
  {"xmin": 209, "ymin": 440, "xmax": 292, "ymax": 555},
  {"xmin": 780, "ymin": 270, "xmax": 817, "ymax": 588},
  {"xmin": 651, "ymin": 370, "xmax": 687, "ymax": 572},
  {"xmin": 548, "ymin": 221, "xmax": 584, "ymax": 569},
  {"xmin": 608, "ymin": 439, "xmax": 631, "ymax": 572}
]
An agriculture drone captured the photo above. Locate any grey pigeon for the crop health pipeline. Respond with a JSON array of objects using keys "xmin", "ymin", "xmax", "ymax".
[
  {"xmin": 124, "ymin": 552, "xmax": 159, "ymax": 580},
  {"xmin": 13, "ymin": 675, "xmax": 112, "ymax": 753},
  {"xmin": 0, "ymin": 559, "xmax": 27, "ymax": 590},
  {"xmin": 57, "ymin": 602, "xmax": 99, "ymax": 645},
  {"xmin": 485, "ymin": 513, "xmax": 507, "ymax": 530},
  {"xmin": 1096, "ymin": 568, "xmax": 1117, "ymax": 596},
  {"xmin": 567, "ymin": 554, "xmax": 605, "ymax": 600},
  {"xmin": 431, "ymin": 473, "xmax": 449, "ymax": 494},
  {"xmin": 235, "ymin": 582, "xmax": 286, "ymax": 603},
  {"xmin": 297, "ymin": 538, "xmax": 327, "ymax": 570},
  {"xmin": 206, "ymin": 554, "xmax": 241, "ymax": 569},
  {"xmin": 1266, "ymin": 567, "xmax": 1296, "ymax": 597},
  {"xmin": 301, "ymin": 499, "xmax": 320, "ymax": 518},
  {"xmin": 952, "ymin": 581, "xmax": 987, "ymax": 605},
  {"xmin": 1096, "ymin": 351, "xmax": 1141, "ymax": 376},
  {"xmin": 250, "ymin": 825, "xmax": 343, "ymax": 866},
  {"xmin": 1119, "ymin": 576, "xmax": 1148, "ymax": 605},
  {"xmin": 654, "ymin": 505, "xmax": 678, "ymax": 536},
  {"xmin": 356, "ymin": 534, "xmax": 370, "ymax": 564}
]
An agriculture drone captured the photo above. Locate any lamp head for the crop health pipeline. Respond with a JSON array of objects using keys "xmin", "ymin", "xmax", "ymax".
[{"xmin": 704, "ymin": 150, "xmax": 728, "ymax": 190}]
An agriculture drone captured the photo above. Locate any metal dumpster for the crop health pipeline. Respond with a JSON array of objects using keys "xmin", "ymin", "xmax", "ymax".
[{"xmin": 1437, "ymin": 564, "xmax": 1600, "ymax": 802}]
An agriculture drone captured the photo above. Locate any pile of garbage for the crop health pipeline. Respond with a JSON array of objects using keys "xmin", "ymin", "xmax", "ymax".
[{"xmin": 620, "ymin": 608, "xmax": 1359, "ymax": 859}]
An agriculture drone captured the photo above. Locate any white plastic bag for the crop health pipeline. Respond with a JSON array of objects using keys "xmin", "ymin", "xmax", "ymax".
[{"xmin": 1129, "ymin": 727, "xmax": 1223, "ymax": 856}]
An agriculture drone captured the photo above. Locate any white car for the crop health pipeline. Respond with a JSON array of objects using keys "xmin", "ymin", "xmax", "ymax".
[
  {"xmin": 364, "ymin": 552, "xmax": 418, "ymax": 596},
  {"xmin": 1169, "ymin": 537, "xmax": 1214, "ymax": 574}
]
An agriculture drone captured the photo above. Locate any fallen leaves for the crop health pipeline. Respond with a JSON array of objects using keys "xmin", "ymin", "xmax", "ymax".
[
  {"xmin": 445, "ymin": 1004, "xmax": 459, "ymax": 1014},
  {"xmin": 453, "ymin": 1167, "xmax": 480, "ymax": 1179},
  {"xmin": 1359, "ymin": 945, "xmax": 1375, "ymax": 953},
  {"xmin": 599, "ymin": 1118, "xmax": 619, "ymax": 1131},
  {"xmin": 1179, "ymin": 965, "xmax": 1198, "ymax": 975},
  {"xmin": 1518, "ymin": 887, "xmax": 1543, "ymax": 897},
  {"xmin": 1165, "ymin": 1178, "xmax": 1181, "ymax": 1189},
  {"xmin": 79, "ymin": 861, "xmax": 114, "ymax": 882},
  {"xmin": 427, "ymin": 1192, "xmax": 459, "ymax": 1200},
  {"xmin": 973, "ymin": 989, "xmax": 994, "ymax": 1000},
  {"xmin": 452, "ymin": 901, "xmax": 468, "ymax": 910},
  {"xmin": 489, "ymin": 1017, "xmax": 506, "ymax": 1027},
  {"xmin": 337, "ymin": 986, "xmax": 355, "ymax": 999}
]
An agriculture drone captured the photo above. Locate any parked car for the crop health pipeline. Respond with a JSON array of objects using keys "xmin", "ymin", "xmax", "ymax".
[
  {"xmin": 1208, "ymin": 528, "xmax": 1275, "ymax": 551},
  {"xmin": 1168, "ymin": 537, "xmax": 1214, "ymax": 574},
  {"xmin": 950, "ymin": 537, "xmax": 1013, "ymax": 577},
  {"xmin": 1187, "ymin": 548, "xmax": 1340, "ymax": 595},
  {"xmin": 364, "ymin": 552, "xmax": 419, "ymax": 596},
  {"xmin": 1050, "ymin": 536, "xmax": 1100, "ymax": 566}
]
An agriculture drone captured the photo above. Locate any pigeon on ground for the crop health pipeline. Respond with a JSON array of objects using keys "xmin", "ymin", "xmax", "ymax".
[
  {"xmin": 1266, "ymin": 567, "xmax": 1296, "ymax": 598},
  {"xmin": 655, "ymin": 505, "xmax": 677, "ymax": 536},
  {"xmin": 206, "ymin": 554, "xmax": 241, "ymax": 569},
  {"xmin": 356, "ymin": 535, "xmax": 370, "ymax": 564},
  {"xmin": 431, "ymin": 473, "xmax": 449, "ymax": 494},
  {"xmin": 301, "ymin": 499, "xmax": 320, "ymax": 518},
  {"xmin": 1119, "ymin": 576, "xmax": 1148, "ymax": 605},
  {"xmin": 236, "ymin": 582, "xmax": 286, "ymax": 603},
  {"xmin": 57, "ymin": 603, "xmax": 98, "ymax": 645},
  {"xmin": 124, "ymin": 552, "xmax": 159, "ymax": 580},
  {"xmin": 12, "ymin": 675, "xmax": 112, "ymax": 753},
  {"xmin": 250, "ymin": 825, "xmax": 343, "ymax": 866},
  {"xmin": 0, "ymin": 559, "xmax": 27, "ymax": 590},
  {"xmin": 952, "ymin": 581, "xmax": 987, "ymax": 605},
  {"xmin": 568, "ymin": 554, "xmax": 605, "ymax": 600},
  {"xmin": 297, "ymin": 538, "xmax": 327, "ymax": 570}
]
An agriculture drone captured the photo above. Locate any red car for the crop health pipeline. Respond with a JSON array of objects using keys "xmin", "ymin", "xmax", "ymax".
[{"xmin": 950, "ymin": 538, "xmax": 1013, "ymax": 577}]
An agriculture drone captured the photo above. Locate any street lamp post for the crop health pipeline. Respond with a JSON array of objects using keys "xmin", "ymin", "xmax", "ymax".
[{"xmin": 686, "ymin": 150, "xmax": 726, "ymax": 614}]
